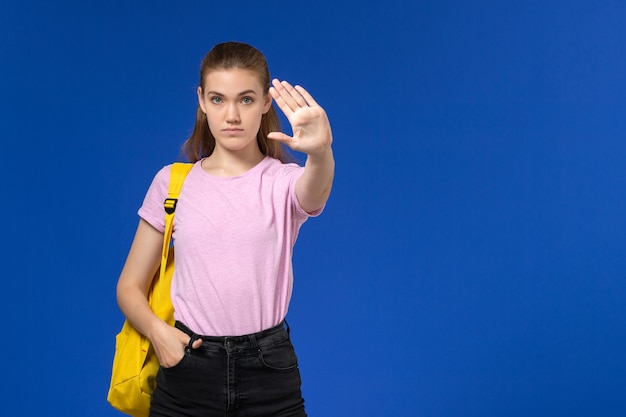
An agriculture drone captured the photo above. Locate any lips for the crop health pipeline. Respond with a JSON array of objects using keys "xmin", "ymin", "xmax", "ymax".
[{"xmin": 222, "ymin": 128, "xmax": 244, "ymax": 134}]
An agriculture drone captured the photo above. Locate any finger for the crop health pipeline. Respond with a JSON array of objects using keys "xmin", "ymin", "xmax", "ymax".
[
  {"xmin": 192, "ymin": 338, "xmax": 203, "ymax": 349},
  {"xmin": 271, "ymin": 79, "xmax": 306, "ymax": 112},
  {"xmin": 270, "ymin": 85, "xmax": 294, "ymax": 117},
  {"xmin": 271, "ymin": 79, "xmax": 297, "ymax": 113},
  {"xmin": 279, "ymin": 80, "xmax": 309, "ymax": 108},
  {"xmin": 294, "ymin": 85, "xmax": 320, "ymax": 107}
]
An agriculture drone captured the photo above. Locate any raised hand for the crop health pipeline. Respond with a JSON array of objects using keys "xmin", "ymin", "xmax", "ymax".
[{"xmin": 268, "ymin": 79, "xmax": 333, "ymax": 156}]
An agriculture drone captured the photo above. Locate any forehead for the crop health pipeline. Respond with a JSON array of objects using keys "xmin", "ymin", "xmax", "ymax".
[{"xmin": 203, "ymin": 68, "xmax": 265, "ymax": 94}]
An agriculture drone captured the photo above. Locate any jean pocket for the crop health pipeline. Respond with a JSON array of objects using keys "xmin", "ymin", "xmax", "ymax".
[
  {"xmin": 257, "ymin": 338, "xmax": 299, "ymax": 371},
  {"xmin": 161, "ymin": 350, "xmax": 190, "ymax": 371}
]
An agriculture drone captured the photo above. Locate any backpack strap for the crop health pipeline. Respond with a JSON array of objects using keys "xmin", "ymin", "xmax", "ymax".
[{"xmin": 159, "ymin": 163, "xmax": 193, "ymax": 282}]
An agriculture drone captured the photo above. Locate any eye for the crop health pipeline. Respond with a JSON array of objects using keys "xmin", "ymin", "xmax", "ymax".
[
  {"xmin": 241, "ymin": 97, "xmax": 254, "ymax": 104},
  {"xmin": 210, "ymin": 96, "xmax": 222, "ymax": 104}
]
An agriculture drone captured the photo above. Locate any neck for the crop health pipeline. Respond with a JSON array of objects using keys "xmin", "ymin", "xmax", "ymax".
[{"xmin": 202, "ymin": 146, "xmax": 265, "ymax": 177}]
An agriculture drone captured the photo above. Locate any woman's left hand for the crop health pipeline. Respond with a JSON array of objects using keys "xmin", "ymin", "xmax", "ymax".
[{"xmin": 268, "ymin": 79, "xmax": 333, "ymax": 156}]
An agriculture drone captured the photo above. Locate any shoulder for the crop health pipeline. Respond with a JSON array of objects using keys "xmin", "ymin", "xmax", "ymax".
[
  {"xmin": 146, "ymin": 164, "xmax": 172, "ymax": 190},
  {"xmin": 146, "ymin": 161, "xmax": 196, "ymax": 196},
  {"xmin": 258, "ymin": 157, "xmax": 303, "ymax": 179},
  {"xmin": 150, "ymin": 163, "xmax": 173, "ymax": 179},
  {"xmin": 151, "ymin": 162, "xmax": 196, "ymax": 183}
]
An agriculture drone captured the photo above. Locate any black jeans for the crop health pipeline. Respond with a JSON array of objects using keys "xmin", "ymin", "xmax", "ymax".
[{"xmin": 149, "ymin": 321, "xmax": 307, "ymax": 417}]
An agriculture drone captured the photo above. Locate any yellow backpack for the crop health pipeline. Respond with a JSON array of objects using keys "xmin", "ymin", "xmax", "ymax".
[{"xmin": 107, "ymin": 162, "xmax": 193, "ymax": 417}]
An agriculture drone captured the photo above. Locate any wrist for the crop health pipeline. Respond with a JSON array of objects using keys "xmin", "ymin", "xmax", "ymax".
[
  {"xmin": 145, "ymin": 316, "xmax": 169, "ymax": 341},
  {"xmin": 306, "ymin": 145, "xmax": 334, "ymax": 161}
]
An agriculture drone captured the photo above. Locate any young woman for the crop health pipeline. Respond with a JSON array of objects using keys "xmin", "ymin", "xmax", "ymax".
[{"xmin": 116, "ymin": 42, "xmax": 334, "ymax": 417}]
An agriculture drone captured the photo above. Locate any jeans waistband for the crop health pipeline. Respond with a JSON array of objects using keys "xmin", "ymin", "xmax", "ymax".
[{"xmin": 175, "ymin": 320, "xmax": 291, "ymax": 352}]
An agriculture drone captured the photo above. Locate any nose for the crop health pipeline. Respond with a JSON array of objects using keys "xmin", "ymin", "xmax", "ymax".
[{"xmin": 225, "ymin": 103, "xmax": 240, "ymax": 123}]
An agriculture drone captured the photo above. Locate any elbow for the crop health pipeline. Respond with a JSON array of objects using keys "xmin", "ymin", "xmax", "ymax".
[{"xmin": 300, "ymin": 186, "xmax": 332, "ymax": 214}]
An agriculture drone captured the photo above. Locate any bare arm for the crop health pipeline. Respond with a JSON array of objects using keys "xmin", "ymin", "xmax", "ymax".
[
  {"xmin": 296, "ymin": 147, "xmax": 334, "ymax": 213},
  {"xmin": 116, "ymin": 219, "xmax": 200, "ymax": 366},
  {"xmin": 268, "ymin": 79, "xmax": 335, "ymax": 213}
]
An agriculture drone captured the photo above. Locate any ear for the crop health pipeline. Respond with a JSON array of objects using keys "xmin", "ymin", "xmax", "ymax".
[
  {"xmin": 197, "ymin": 86, "xmax": 207, "ymax": 114},
  {"xmin": 262, "ymin": 92, "xmax": 272, "ymax": 114}
]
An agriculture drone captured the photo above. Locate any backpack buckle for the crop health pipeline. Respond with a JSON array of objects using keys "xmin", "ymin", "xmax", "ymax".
[{"xmin": 164, "ymin": 198, "xmax": 178, "ymax": 214}]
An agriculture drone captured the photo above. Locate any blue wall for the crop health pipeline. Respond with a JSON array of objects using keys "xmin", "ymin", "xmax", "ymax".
[{"xmin": 3, "ymin": 0, "xmax": 625, "ymax": 415}]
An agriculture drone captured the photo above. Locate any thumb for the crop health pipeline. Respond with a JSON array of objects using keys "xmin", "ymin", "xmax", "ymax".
[
  {"xmin": 267, "ymin": 132, "xmax": 293, "ymax": 143},
  {"xmin": 191, "ymin": 338, "xmax": 203, "ymax": 349}
]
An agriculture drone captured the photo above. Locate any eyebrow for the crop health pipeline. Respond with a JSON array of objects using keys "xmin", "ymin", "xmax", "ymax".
[{"xmin": 206, "ymin": 89, "xmax": 258, "ymax": 96}]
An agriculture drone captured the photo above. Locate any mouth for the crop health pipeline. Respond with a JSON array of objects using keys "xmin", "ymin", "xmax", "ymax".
[{"xmin": 222, "ymin": 128, "xmax": 244, "ymax": 135}]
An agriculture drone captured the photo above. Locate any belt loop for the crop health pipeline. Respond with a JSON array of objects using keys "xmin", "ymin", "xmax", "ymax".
[
  {"xmin": 248, "ymin": 334, "xmax": 259, "ymax": 351},
  {"xmin": 186, "ymin": 333, "xmax": 201, "ymax": 352},
  {"xmin": 284, "ymin": 319, "xmax": 290, "ymax": 334}
]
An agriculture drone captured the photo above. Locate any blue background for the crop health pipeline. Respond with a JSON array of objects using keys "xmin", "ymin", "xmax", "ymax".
[{"xmin": 2, "ymin": 0, "xmax": 625, "ymax": 415}]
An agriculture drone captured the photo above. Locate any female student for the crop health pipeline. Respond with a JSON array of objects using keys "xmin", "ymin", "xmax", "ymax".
[{"xmin": 116, "ymin": 41, "xmax": 334, "ymax": 417}]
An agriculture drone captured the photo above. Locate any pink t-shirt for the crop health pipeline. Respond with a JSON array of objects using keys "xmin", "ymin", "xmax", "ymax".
[{"xmin": 138, "ymin": 157, "xmax": 320, "ymax": 336}]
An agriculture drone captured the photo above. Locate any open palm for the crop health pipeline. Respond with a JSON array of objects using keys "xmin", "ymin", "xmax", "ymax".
[{"xmin": 268, "ymin": 79, "xmax": 333, "ymax": 156}]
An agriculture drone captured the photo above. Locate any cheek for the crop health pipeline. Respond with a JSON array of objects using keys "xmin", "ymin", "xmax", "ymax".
[
  {"xmin": 252, "ymin": 111, "xmax": 265, "ymax": 129},
  {"xmin": 243, "ymin": 106, "xmax": 264, "ymax": 124},
  {"xmin": 203, "ymin": 112, "xmax": 221, "ymax": 135}
]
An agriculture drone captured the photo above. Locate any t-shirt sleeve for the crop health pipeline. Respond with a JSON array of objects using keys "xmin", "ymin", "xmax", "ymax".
[{"xmin": 137, "ymin": 165, "xmax": 172, "ymax": 233}]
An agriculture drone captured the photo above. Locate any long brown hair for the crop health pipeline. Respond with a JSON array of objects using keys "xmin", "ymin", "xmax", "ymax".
[{"xmin": 182, "ymin": 42, "xmax": 293, "ymax": 163}]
